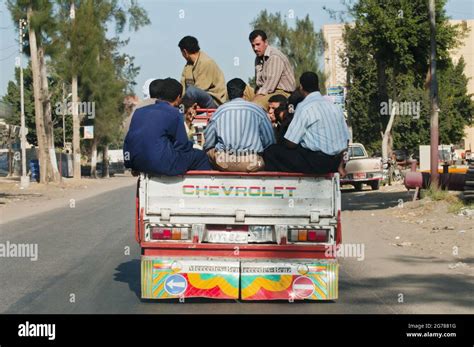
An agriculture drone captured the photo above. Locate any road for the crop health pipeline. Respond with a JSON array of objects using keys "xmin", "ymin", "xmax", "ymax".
[{"xmin": 0, "ymin": 181, "xmax": 472, "ymax": 314}]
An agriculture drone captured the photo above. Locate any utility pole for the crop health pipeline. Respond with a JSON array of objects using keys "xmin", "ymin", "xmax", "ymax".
[
  {"xmin": 429, "ymin": 0, "xmax": 439, "ymax": 187},
  {"xmin": 18, "ymin": 18, "xmax": 29, "ymax": 189},
  {"xmin": 70, "ymin": 2, "xmax": 81, "ymax": 179}
]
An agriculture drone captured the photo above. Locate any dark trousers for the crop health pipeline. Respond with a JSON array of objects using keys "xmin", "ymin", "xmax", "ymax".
[
  {"xmin": 263, "ymin": 144, "xmax": 342, "ymax": 174},
  {"xmin": 184, "ymin": 85, "xmax": 218, "ymax": 109}
]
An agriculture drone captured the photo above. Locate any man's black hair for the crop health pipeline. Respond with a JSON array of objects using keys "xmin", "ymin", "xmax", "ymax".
[
  {"xmin": 178, "ymin": 36, "xmax": 200, "ymax": 54},
  {"xmin": 226, "ymin": 78, "xmax": 247, "ymax": 100},
  {"xmin": 268, "ymin": 94, "xmax": 288, "ymax": 106},
  {"xmin": 288, "ymin": 89, "xmax": 305, "ymax": 110},
  {"xmin": 149, "ymin": 79, "xmax": 165, "ymax": 99},
  {"xmin": 161, "ymin": 78, "xmax": 183, "ymax": 102},
  {"xmin": 269, "ymin": 94, "xmax": 288, "ymax": 117},
  {"xmin": 180, "ymin": 95, "xmax": 195, "ymax": 112},
  {"xmin": 249, "ymin": 30, "xmax": 267, "ymax": 42},
  {"xmin": 299, "ymin": 72, "xmax": 319, "ymax": 93}
]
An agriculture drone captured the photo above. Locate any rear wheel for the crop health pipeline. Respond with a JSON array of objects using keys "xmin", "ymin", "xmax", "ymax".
[
  {"xmin": 464, "ymin": 165, "xmax": 474, "ymax": 200},
  {"xmin": 370, "ymin": 180, "xmax": 380, "ymax": 190},
  {"xmin": 353, "ymin": 182, "xmax": 363, "ymax": 191}
]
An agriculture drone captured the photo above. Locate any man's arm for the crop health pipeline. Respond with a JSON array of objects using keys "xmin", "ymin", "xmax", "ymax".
[
  {"xmin": 258, "ymin": 110, "xmax": 276, "ymax": 149},
  {"xmin": 257, "ymin": 55, "xmax": 284, "ymax": 95},
  {"xmin": 203, "ymin": 115, "xmax": 218, "ymax": 151},
  {"xmin": 173, "ymin": 112, "xmax": 194, "ymax": 152},
  {"xmin": 283, "ymin": 108, "xmax": 308, "ymax": 149}
]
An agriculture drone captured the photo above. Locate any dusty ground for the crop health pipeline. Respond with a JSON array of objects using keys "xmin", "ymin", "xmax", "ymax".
[{"xmin": 343, "ymin": 183, "xmax": 474, "ymax": 277}]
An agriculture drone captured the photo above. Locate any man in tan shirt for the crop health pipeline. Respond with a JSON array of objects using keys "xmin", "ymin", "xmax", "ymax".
[
  {"xmin": 179, "ymin": 36, "xmax": 227, "ymax": 109},
  {"xmin": 249, "ymin": 30, "xmax": 296, "ymax": 110}
]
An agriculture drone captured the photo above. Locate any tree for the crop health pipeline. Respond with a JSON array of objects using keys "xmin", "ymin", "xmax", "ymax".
[
  {"xmin": 7, "ymin": 0, "xmax": 62, "ymax": 183},
  {"xmin": 251, "ymin": 10, "xmax": 326, "ymax": 92},
  {"xmin": 2, "ymin": 66, "xmax": 36, "ymax": 145},
  {"xmin": 55, "ymin": 0, "xmax": 149, "ymax": 178},
  {"xmin": 340, "ymin": 0, "xmax": 469, "ymax": 157},
  {"xmin": 2, "ymin": 65, "xmax": 72, "ymax": 148}
]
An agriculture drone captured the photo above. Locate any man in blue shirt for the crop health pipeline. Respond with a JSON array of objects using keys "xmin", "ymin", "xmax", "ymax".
[
  {"xmin": 123, "ymin": 78, "xmax": 211, "ymax": 175},
  {"xmin": 204, "ymin": 78, "xmax": 275, "ymax": 172},
  {"xmin": 264, "ymin": 72, "xmax": 350, "ymax": 174}
]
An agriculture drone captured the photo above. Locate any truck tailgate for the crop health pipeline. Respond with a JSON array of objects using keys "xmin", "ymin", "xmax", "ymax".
[{"xmin": 143, "ymin": 172, "xmax": 340, "ymax": 225}]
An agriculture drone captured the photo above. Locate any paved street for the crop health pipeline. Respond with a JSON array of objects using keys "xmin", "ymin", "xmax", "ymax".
[{"xmin": 0, "ymin": 182, "xmax": 472, "ymax": 314}]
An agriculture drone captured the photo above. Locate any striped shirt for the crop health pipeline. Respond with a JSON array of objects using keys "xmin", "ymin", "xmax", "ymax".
[
  {"xmin": 255, "ymin": 45, "xmax": 296, "ymax": 95},
  {"xmin": 204, "ymin": 98, "xmax": 276, "ymax": 153},
  {"xmin": 284, "ymin": 92, "xmax": 350, "ymax": 155}
]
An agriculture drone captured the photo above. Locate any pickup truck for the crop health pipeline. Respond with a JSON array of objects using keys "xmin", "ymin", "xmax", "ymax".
[
  {"xmin": 136, "ymin": 170, "xmax": 342, "ymax": 301},
  {"xmin": 341, "ymin": 143, "xmax": 383, "ymax": 191}
]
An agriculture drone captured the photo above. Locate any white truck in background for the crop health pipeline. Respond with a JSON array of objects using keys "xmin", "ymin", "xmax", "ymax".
[{"xmin": 341, "ymin": 143, "xmax": 383, "ymax": 191}]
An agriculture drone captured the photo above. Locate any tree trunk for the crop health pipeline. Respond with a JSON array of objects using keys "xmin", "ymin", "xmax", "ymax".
[
  {"xmin": 7, "ymin": 136, "xmax": 13, "ymax": 177},
  {"xmin": 39, "ymin": 47, "xmax": 60, "ymax": 182},
  {"xmin": 90, "ymin": 136, "xmax": 98, "ymax": 178},
  {"xmin": 102, "ymin": 144, "xmax": 109, "ymax": 178},
  {"xmin": 72, "ymin": 74, "xmax": 81, "ymax": 179},
  {"xmin": 27, "ymin": 5, "xmax": 48, "ymax": 184},
  {"xmin": 382, "ymin": 105, "xmax": 396, "ymax": 160}
]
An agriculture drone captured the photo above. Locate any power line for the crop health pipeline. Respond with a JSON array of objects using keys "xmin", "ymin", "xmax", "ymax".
[
  {"xmin": 0, "ymin": 51, "xmax": 17, "ymax": 61},
  {"xmin": 0, "ymin": 44, "xmax": 17, "ymax": 51}
]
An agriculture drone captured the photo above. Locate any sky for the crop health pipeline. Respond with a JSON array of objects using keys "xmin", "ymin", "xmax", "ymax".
[{"xmin": 0, "ymin": 0, "xmax": 473, "ymax": 98}]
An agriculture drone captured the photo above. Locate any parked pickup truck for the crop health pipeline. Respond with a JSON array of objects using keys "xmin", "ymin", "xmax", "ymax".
[
  {"xmin": 341, "ymin": 143, "xmax": 383, "ymax": 191},
  {"xmin": 135, "ymin": 170, "xmax": 342, "ymax": 301}
]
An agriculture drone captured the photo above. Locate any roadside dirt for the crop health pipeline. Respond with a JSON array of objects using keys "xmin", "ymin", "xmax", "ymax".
[{"xmin": 343, "ymin": 183, "xmax": 474, "ymax": 277}]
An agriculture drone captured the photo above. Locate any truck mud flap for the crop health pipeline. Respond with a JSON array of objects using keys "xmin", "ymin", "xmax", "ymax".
[
  {"xmin": 240, "ymin": 261, "xmax": 338, "ymax": 301},
  {"xmin": 141, "ymin": 258, "xmax": 240, "ymax": 299},
  {"xmin": 141, "ymin": 257, "xmax": 338, "ymax": 300}
]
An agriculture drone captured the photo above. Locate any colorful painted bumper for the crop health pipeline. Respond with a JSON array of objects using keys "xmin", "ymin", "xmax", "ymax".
[{"xmin": 141, "ymin": 257, "xmax": 338, "ymax": 301}]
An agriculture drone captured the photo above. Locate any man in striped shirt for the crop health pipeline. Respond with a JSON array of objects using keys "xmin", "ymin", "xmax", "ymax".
[
  {"xmin": 204, "ymin": 78, "xmax": 276, "ymax": 172},
  {"xmin": 249, "ymin": 30, "xmax": 296, "ymax": 110},
  {"xmin": 264, "ymin": 72, "xmax": 350, "ymax": 175}
]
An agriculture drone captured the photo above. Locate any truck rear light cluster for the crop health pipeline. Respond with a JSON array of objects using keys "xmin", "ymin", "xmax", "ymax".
[
  {"xmin": 288, "ymin": 226, "xmax": 329, "ymax": 243},
  {"xmin": 150, "ymin": 224, "xmax": 191, "ymax": 241}
]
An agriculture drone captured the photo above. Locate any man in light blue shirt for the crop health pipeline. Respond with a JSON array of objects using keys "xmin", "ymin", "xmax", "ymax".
[
  {"xmin": 204, "ymin": 78, "xmax": 276, "ymax": 171},
  {"xmin": 264, "ymin": 72, "xmax": 350, "ymax": 174}
]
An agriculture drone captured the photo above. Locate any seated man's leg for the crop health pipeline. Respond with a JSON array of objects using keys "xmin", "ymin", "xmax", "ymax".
[
  {"xmin": 264, "ymin": 144, "xmax": 311, "ymax": 172},
  {"xmin": 265, "ymin": 145, "xmax": 341, "ymax": 173},
  {"xmin": 252, "ymin": 94, "xmax": 271, "ymax": 111},
  {"xmin": 185, "ymin": 85, "xmax": 218, "ymax": 109},
  {"xmin": 206, "ymin": 148, "xmax": 226, "ymax": 170},
  {"xmin": 189, "ymin": 148, "xmax": 212, "ymax": 170},
  {"xmin": 243, "ymin": 85, "xmax": 255, "ymax": 101}
]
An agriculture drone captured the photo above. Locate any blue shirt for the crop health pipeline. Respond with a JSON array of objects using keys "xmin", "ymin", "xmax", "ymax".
[
  {"xmin": 284, "ymin": 92, "xmax": 350, "ymax": 155},
  {"xmin": 123, "ymin": 101, "xmax": 200, "ymax": 175},
  {"xmin": 203, "ymin": 98, "xmax": 276, "ymax": 153}
]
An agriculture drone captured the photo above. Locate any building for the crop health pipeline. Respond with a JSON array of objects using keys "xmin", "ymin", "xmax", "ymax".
[
  {"xmin": 450, "ymin": 20, "xmax": 474, "ymax": 152},
  {"xmin": 322, "ymin": 20, "xmax": 474, "ymax": 152}
]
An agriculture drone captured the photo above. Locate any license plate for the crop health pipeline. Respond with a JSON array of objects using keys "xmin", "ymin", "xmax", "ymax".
[
  {"xmin": 354, "ymin": 172, "xmax": 366, "ymax": 179},
  {"xmin": 206, "ymin": 231, "xmax": 248, "ymax": 244}
]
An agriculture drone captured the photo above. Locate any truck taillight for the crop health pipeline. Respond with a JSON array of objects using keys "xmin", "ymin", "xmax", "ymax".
[
  {"xmin": 288, "ymin": 227, "xmax": 328, "ymax": 243},
  {"xmin": 150, "ymin": 224, "xmax": 190, "ymax": 241}
]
